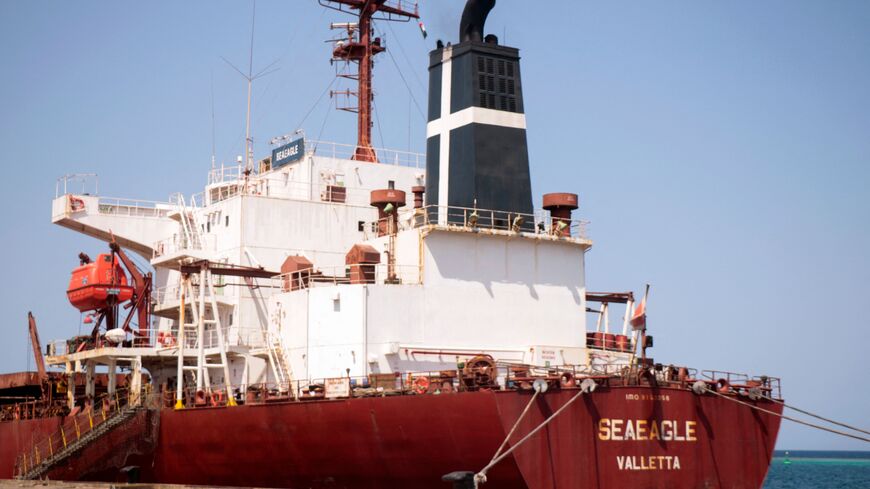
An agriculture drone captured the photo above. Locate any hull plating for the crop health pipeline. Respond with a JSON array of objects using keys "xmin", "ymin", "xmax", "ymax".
[{"xmin": 0, "ymin": 386, "xmax": 782, "ymax": 488}]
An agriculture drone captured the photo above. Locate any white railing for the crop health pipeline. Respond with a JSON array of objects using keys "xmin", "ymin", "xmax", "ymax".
[
  {"xmin": 56, "ymin": 173, "xmax": 98, "ymax": 198},
  {"xmin": 174, "ymin": 326, "xmax": 268, "ymax": 350},
  {"xmin": 273, "ymin": 263, "xmax": 423, "ymax": 291},
  {"xmin": 205, "ymin": 171, "xmax": 416, "ymax": 207},
  {"xmin": 96, "ymin": 197, "xmax": 172, "ymax": 219},
  {"xmin": 168, "ymin": 192, "xmax": 205, "ymax": 209},
  {"xmin": 363, "ymin": 205, "xmax": 590, "ymax": 241},
  {"xmin": 207, "ymin": 140, "xmax": 424, "ymax": 190},
  {"xmin": 152, "ymin": 279, "xmax": 229, "ymax": 308},
  {"xmin": 44, "ymin": 327, "xmax": 271, "ymax": 357},
  {"xmin": 307, "ymin": 140, "xmax": 425, "ymax": 168},
  {"xmin": 152, "ymin": 233, "xmax": 216, "ymax": 259}
]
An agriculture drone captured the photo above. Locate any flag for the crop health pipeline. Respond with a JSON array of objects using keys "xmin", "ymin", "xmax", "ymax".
[
  {"xmin": 630, "ymin": 285, "xmax": 649, "ymax": 330},
  {"xmin": 418, "ymin": 21, "xmax": 428, "ymax": 39}
]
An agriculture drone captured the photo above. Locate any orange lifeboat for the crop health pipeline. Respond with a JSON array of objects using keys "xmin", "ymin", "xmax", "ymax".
[{"xmin": 67, "ymin": 253, "xmax": 134, "ymax": 311}]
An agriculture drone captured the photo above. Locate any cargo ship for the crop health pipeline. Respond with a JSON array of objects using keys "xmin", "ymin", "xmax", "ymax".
[{"xmin": 0, "ymin": 1, "xmax": 783, "ymax": 488}]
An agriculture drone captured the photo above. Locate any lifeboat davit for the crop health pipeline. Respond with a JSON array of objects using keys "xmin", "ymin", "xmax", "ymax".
[{"xmin": 67, "ymin": 253, "xmax": 134, "ymax": 312}]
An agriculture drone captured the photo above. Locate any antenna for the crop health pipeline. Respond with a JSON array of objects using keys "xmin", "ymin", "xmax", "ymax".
[
  {"xmin": 222, "ymin": 0, "xmax": 280, "ymax": 173},
  {"xmin": 319, "ymin": 0, "xmax": 419, "ymax": 163},
  {"xmin": 210, "ymin": 71, "xmax": 216, "ymax": 170}
]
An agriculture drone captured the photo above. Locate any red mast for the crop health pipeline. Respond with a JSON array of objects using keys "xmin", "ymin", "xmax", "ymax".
[{"xmin": 321, "ymin": 0, "xmax": 419, "ymax": 163}]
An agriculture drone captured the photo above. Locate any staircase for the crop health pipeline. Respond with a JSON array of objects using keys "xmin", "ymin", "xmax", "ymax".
[
  {"xmin": 17, "ymin": 406, "xmax": 143, "ymax": 480},
  {"xmin": 271, "ymin": 339, "xmax": 293, "ymax": 389}
]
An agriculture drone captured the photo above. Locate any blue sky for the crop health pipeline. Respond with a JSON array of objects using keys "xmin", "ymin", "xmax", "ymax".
[{"xmin": 1, "ymin": 1, "xmax": 868, "ymax": 450}]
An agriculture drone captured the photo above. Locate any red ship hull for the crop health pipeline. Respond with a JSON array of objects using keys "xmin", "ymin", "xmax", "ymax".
[{"xmin": 1, "ymin": 385, "xmax": 781, "ymax": 488}]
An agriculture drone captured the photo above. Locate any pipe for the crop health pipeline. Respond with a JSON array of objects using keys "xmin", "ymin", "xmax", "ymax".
[{"xmin": 459, "ymin": 0, "xmax": 496, "ymax": 43}]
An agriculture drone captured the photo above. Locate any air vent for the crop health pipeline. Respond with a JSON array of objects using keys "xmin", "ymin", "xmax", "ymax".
[{"xmin": 476, "ymin": 55, "xmax": 519, "ymax": 113}]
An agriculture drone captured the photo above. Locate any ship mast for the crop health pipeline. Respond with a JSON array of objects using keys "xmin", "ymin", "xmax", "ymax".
[{"xmin": 320, "ymin": 0, "xmax": 419, "ymax": 163}]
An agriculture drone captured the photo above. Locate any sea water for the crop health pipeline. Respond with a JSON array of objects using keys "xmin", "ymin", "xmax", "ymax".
[{"xmin": 763, "ymin": 451, "xmax": 870, "ymax": 488}]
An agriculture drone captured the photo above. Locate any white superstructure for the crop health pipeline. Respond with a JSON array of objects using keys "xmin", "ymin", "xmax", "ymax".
[{"xmin": 46, "ymin": 138, "xmax": 638, "ymax": 404}]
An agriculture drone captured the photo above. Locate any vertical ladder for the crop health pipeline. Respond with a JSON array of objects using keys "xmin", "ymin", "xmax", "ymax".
[
  {"xmin": 173, "ymin": 193, "xmax": 203, "ymax": 251},
  {"xmin": 175, "ymin": 266, "xmax": 237, "ymax": 407},
  {"xmin": 262, "ymin": 331, "xmax": 293, "ymax": 393}
]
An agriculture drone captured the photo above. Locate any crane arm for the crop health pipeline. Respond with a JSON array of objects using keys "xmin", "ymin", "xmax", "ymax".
[{"xmin": 27, "ymin": 312, "xmax": 47, "ymax": 382}]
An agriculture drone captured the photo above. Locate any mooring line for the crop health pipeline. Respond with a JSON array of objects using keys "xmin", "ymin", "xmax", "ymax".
[
  {"xmin": 489, "ymin": 389, "xmax": 540, "ymax": 464},
  {"xmin": 706, "ymin": 388, "xmax": 870, "ymax": 443},
  {"xmin": 476, "ymin": 388, "xmax": 588, "ymax": 485},
  {"xmin": 763, "ymin": 396, "xmax": 870, "ymax": 437}
]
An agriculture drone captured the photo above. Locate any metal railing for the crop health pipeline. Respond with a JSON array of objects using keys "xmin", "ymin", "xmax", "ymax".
[
  {"xmin": 205, "ymin": 170, "xmax": 415, "ymax": 207},
  {"xmin": 152, "ymin": 233, "xmax": 215, "ymax": 258},
  {"xmin": 273, "ymin": 263, "xmax": 423, "ymax": 291},
  {"xmin": 55, "ymin": 174, "xmax": 98, "ymax": 198},
  {"xmin": 700, "ymin": 369, "xmax": 782, "ymax": 399},
  {"xmin": 168, "ymin": 360, "xmax": 781, "ymax": 410},
  {"xmin": 95, "ymin": 197, "xmax": 171, "ymax": 219},
  {"xmin": 118, "ymin": 326, "xmax": 268, "ymax": 350},
  {"xmin": 208, "ymin": 164, "xmax": 245, "ymax": 186},
  {"xmin": 44, "ymin": 325, "xmax": 271, "ymax": 356},
  {"xmin": 153, "ymin": 280, "xmax": 229, "ymax": 307},
  {"xmin": 206, "ymin": 139, "xmax": 424, "ymax": 190},
  {"xmin": 307, "ymin": 140, "xmax": 425, "ymax": 168},
  {"xmin": 364, "ymin": 205, "xmax": 590, "ymax": 241},
  {"xmin": 13, "ymin": 386, "xmax": 152, "ymax": 479}
]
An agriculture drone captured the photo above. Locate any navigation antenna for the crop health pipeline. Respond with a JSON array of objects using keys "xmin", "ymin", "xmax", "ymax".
[
  {"xmin": 210, "ymin": 71, "xmax": 216, "ymax": 170},
  {"xmin": 222, "ymin": 0, "xmax": 280, "ymax": 173},
  {"xmin": 319, "ymin": 0, "xmax": 419, "ymax": 163}
]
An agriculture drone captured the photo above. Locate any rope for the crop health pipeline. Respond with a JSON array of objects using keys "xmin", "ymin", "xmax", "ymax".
[
  {"xmin": 295, "ymin": 76, "xmax": 339, "ymax": 133},
  {"xmin": 765, "ymin": 396, "xmax": 870, "ymax": 437},
  {"xmin": 489, "ymin": 390, "xmax": 540, "ymax": 464},
  {"xmin": 384, "ymin": 40, "xmax": 426, "ymax": 121},
  {"xmin": 706, "ymin": 388, "xmax": 870, "ymax": 443},
  {"xmin": 476, "ymin": 390, "xmax": 586, "ymax": 484},
  {"xmin": 385, "ymin": 20, "xmax": 427, "ymax": 93}
]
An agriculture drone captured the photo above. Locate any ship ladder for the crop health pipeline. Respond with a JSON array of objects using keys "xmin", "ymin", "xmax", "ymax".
[
  {"xmin": 269, "ymin": 338, "xmax": 293, "ymax": 394},
  {"xmin": 173, "ymin": 193, "xmax": 203, "ymax": 252},
  {"xmin": 17, "ymin": 406, "xmax": 143, "ymax": 480},
  {"xmin": 179, "ymin": 267, "xmax": 237, "ymax": 407}
]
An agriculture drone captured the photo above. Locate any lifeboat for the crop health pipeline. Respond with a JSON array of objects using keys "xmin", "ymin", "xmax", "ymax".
[{"xmin": 67, "ymin": 253, "xmax": 134, "ymax": 311}]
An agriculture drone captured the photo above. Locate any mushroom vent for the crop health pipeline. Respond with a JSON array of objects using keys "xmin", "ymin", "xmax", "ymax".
[
  {"xmin": 346, "ymin": 243, "xmax": 381, "ymax": 285},
  {"xmin": 411, "ymin": 186, "xmax": 425, "ymax": 209},
  {"xmin": 542, "ymin": 193, "xmax": 579, "ymax": 236},
  {"xmin": 370, "ymin": 189, "xmax": 407, "ymax": 236},
  {"xmin": 281, "ymin": 255, "xmax": 314, "ymax": 292},
  {"xmin": 370, "ymin": 189, "xmax": 407, "ymax": 209}
]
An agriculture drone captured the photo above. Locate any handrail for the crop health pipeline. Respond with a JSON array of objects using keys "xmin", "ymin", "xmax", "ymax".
[
  {"xmin": 272, "ymin": 263, "xmax": 423, "ymax": 291},
  {"xmin": 166, "ymin": 361, "xmax": 781, "ymax": 411},
  {"xmin": 152, "ymin": 233, "xmax": 216, "ymax": 258},
  {"xmin": 94, "ymin": 197, "xmax": 172, "ymax": 219},
  {"xmin": 55, "ymin": 174, "xmax": 98, "ymax": 198},
  {"xmin": 306, "ymin": 139, "xmax": 425, "ymax": 168},
  {"xmin": 363, "ymin": 205, "xmax": 590, "ymax": 241},
  {"xmin": 46, "ymin": 326, "xmax": 270, "ymax": 354},
  {"xmin": 13, "ymin": 386, "xmax": 152, "ymax": 479}
]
